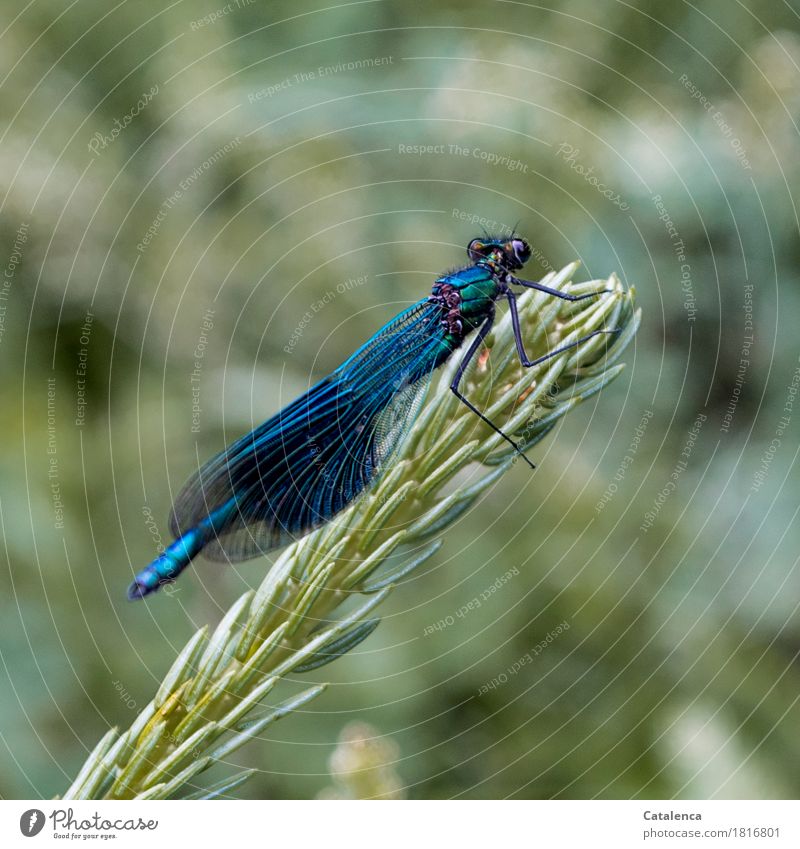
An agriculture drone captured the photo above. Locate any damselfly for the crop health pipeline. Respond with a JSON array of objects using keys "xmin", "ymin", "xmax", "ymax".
[{"xmin": 128, "ymin": 235, "xmax": 612, "ymax": 599}]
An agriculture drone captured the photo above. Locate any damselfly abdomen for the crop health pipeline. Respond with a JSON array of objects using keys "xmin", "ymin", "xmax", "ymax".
[{"xmin": 128, "ymin": 235, "xmax": 610, "ymax": 599}]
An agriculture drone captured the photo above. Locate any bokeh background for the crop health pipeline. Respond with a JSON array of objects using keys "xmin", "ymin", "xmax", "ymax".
[{"xmin": 2, "ymin": 0, "xmax": 800, "ymax": 799}]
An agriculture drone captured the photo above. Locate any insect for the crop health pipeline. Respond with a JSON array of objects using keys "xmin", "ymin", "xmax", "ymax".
[{"xmin": 128, "ymin": 235, "xmax": 611, "ymax": 599}]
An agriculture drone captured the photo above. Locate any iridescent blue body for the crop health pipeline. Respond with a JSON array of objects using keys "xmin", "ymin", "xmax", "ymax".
[{"xmin": 128, "ymin": 236, "xmax": 608, "ymax": 599}]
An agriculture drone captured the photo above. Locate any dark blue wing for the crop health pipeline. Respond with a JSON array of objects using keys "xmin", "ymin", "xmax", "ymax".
[{"xmin": 169, "ymin": 297, "xmax": 452, "ymax": 562}]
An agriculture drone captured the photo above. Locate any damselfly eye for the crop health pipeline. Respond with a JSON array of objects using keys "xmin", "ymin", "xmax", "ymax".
[
  {"xmin": 467, "ymin": 238, "xmax": 487, "ymax": 262},
  {"xmin": 511, "ymin": 238, "xmax": 531, "ymax": 264}
]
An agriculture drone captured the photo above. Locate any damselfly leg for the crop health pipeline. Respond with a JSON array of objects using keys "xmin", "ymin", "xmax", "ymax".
[
  {"xmin": 505, "ymin": 290, "xmax": 620, "ymax": 369},
  {"xmin": 449, "ymin": 311, "xmax": 536, "ymax": 470},
  {"xmin": 510, "ymin": 276, "xmax": 611, "ymax": 302}
]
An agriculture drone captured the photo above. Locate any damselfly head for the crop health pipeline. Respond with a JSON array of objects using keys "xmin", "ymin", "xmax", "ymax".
[{"xmin": 467, "ymin": 236, "xmax": 531, "ymax": 271}]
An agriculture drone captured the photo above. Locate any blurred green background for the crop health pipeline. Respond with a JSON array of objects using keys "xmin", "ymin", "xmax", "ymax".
[{"xmin": 2, "ymin": 0, "xmax": 799, "ymax": 799}]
